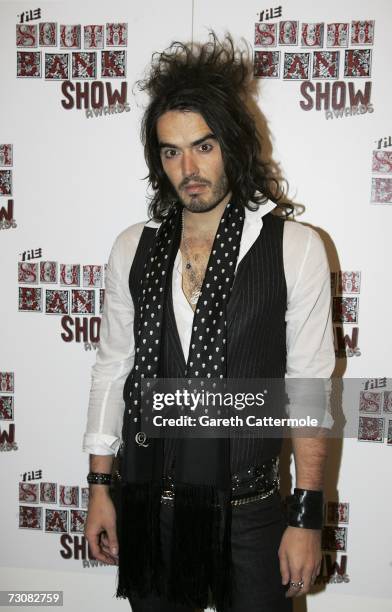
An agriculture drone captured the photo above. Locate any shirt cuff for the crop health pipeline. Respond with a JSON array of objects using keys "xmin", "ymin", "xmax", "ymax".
[{"xmin": 82, "ymin": 433, "xmax": 121, "ymax": 456}]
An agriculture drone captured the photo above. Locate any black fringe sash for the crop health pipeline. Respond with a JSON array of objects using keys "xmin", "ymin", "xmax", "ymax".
[
  {"xmin": 115, "ymin": 481, "xmax": 233, "ymax": 610},
  {"xmin": 116, "ymin": 482, "xmax": 164, "ymax": 599},
  {"xmin": 168, "ymin": 484, "xmax": 233, "ymax": 610}
]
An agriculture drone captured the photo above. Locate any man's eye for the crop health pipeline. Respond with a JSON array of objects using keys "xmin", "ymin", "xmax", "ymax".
[
  {"xmin": 199, "ymin": 143, "xmax": 213, "ymax": 152},
  {"xmin": 163, "ymin": 149, "xmax": 178, "ymax": 158}
]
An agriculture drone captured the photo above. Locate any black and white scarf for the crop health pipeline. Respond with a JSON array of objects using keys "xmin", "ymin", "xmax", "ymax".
[{"xmin": 116, "ymin": 199, "xmax": 244, "ymax": 610}]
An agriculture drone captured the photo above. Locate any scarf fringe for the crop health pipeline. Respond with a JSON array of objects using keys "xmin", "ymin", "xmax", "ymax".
[
  {"xmin": 115, "ymin": 481, "xmax": 163, "ymax": 600},
  {"xmin": 168, "ymin": 483, "xmax": 233, "ymax": 611}
]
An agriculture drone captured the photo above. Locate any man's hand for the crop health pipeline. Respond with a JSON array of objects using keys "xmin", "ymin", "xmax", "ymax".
[
  {"xmin": 85, "ymin": 487, "xmax": 119, "ymax": 565},
  {"xmin": 278, "ymin": 526, "xmax": 321, "ymax": 597}
]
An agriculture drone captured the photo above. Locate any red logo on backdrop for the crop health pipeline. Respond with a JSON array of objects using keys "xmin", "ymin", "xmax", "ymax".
[
  {"xmin": 359, "ymin": 391, "xmax": 383, "ymax": 413},
  {"xmin": 39, "ymin": 22, "xmax": 56, "ymax": 46},
  {"xmin": 358, "ymin": 378, "xmax": 392, "ymax": 444},
  {"xmin": 371, "ymin": 137, "xmax": 392, "ymax": 204},
  {"xmin": 18, "ymin": 255, "xmax": 105, "ymax": 347},
  {"xmin": 344, "ymin": 49, "xmax": 372, "ymax": 77},
  {"xmin": 0, "ymin": 145, "xmax": 13, "ymax": 166},
  {"xmin": 46, "ymin": 509, "xmax": 68, "ymax": 533},
  {"xmin": 101, "ymin": 50, "xmax": 126, "ymax": 77},
  {"xmin": 84, "ymin": 25, "xmax": 103, "ymax": 49},
  {"xmin": 312, "ymin": 51, "xmax": 339, "ymax": 79},
  {"xmin": 372, "ymin": 150, "xmax": 392, "ymax": 174},
  {"xmin": 278, "ymin": 20, "xmax": 298, "ymax": 45},
  {"xmin": 45, "ymin": 290, "xmax": 69, "ymax": 314},
  {"xmin": 301, "ymin": 23, "xmax": 324, "ymax": 47},
  {"xmin": 371, "ymin": 177, "xmax": 392, "ymax": 204},
  {"xmin": 16, "ymin": 24, "xmax": 38, "ymax": 47},
  {"xmin": 254, "ymin": 23, "xmax": 277, "ymax": 47},
  {"xmin": 253, "ymin": 17, "xmax": 375, "ymax": 117},
  {"xmin": 72, "ymin": 52, "xmax": 96, "ymax": 79},
  {"xmin": 0, "ymin": 423, "xmax": 17, "ymax": 451},
  {"xmin": 0, "ymin": 371, "xmax": 14, "ymax": 392},
  {"xmin": 19, "ymin": 483, "xmax": 40, "ymax": 503},
  {"xmin": 327, "ymin": 23, "xmax": 349, "ymax": 47},
  {"xmin": 331, "ymin": 271, "xmax": 361, "ymax": 358},
  {"xmin": 45, "ymin": 53, "xmax": 69, "ymax": 79},
  {"xmin": 316, "ymin": 500, "xmax": 350, "ymax": 584},
  {"xmin": 283, "ymin": 53, "xmax": 310, "ymax": 80},
  {"xmin": 60, "ymin": 264, "xmax": 80, "ymax": 286},
  {"xmin": 16, "ymin": 20, "xmax": 129, "ymax": 114},
  {"xmin": 59, "ymin": 25, "xmax": 81, "ymax": 49},
  {"xmin": 17, "ymin": 51, "xmax": 41, "ymax": 77},
  {"xmin": 19, "ymin": 506, "xmax": 43, "ymax": 529},
  {"xmin": 0, "ymin": 396, "xmax": 13, "ymax": 420},
  {"xmin": 17, "ymin": 471, "xmax": 100, "ymax": 563},
  {"xmin": 40, "ymin": 261, "xmax": 57, "ymax": 283},
  {"xmin": 358, "ymin": 416, "xmax": 384, "ymax": 442},
  {"xmin": 18, "ymin": 287, "xmax": 42, "ymax": 312},
  {"xmin": 0, "ymin": 371, "xmax": 17, "ymax": 451},
  {"xmin": 0, "ymin": 170, "xmax": 12, "ymax": 195},
  {"xmin": 106, "ymin": 23, "xmax": 127, "ymax": 46},
  {"xmin": 351, "ymin": 21, "xmax": 374, "ymax": 44},
  {"xmin": 0, "ymin": 144, "xmax": 13, "ymax": 233}
]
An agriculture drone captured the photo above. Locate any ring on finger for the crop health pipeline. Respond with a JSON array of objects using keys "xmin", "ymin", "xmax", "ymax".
[{"xmin": 289, "ymin": 580, "xmax": 304, "ymax": 589}]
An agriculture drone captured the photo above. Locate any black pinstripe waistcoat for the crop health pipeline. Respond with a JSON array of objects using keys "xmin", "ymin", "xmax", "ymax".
[{"xmin": 128, "ymin": 210, "xmax": 287, "ymax": 474}]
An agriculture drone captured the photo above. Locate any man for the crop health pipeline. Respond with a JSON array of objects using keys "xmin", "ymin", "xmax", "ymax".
[{"xmin": 83, "ymin": 33, "xmax": 334, "ymax": 612}]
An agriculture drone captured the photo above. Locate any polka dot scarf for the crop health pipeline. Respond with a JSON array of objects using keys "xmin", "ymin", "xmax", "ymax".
[{"xmin": 117, "ymin": 199, "xmax": 245, "ymax": 611}]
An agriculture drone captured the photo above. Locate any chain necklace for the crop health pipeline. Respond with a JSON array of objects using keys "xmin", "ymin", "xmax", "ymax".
[{"xmin": 181, "ymin": 208, "xmax": 204, "ymax": 305}]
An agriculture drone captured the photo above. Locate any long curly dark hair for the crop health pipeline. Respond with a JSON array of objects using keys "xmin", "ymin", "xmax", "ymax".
[{"xmin": 137, "ymin": 31, "xmax": 292, "ymax": 220}]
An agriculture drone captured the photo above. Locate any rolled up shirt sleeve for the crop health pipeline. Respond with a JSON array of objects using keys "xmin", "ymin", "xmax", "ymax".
[
  {"xmin": 284, "ymin": 222, "xmax": 335, "ymax": 429},
  {"xmin": 82, "ymin": 224, "xmax": 144, "ymax": 456}
]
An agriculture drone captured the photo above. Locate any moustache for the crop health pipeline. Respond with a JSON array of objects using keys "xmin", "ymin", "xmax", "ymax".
[{"xmin": 180, "ymin": 179, "xmax": 210, "ymax": 189}]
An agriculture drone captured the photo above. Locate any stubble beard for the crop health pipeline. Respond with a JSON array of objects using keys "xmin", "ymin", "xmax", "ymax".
[{"xmin": 176, "ymin": 172, "xmax": 230, "ymax": 213}]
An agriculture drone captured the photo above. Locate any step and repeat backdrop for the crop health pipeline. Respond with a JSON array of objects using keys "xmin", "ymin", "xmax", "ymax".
[{"xmin": 0, "ymin": 0, "xmax": 391, "ymax": 611}]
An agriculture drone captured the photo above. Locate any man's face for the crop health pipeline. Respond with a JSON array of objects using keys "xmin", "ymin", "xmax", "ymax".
[{"xmin": 156, "ymin": 110, "xmax": 231, "ymax": 213}]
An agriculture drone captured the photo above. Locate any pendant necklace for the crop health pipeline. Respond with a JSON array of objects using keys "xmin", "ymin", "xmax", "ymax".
[{"xmin": 181, "ymin": 208, "xmax": 203, "ymax": 305}]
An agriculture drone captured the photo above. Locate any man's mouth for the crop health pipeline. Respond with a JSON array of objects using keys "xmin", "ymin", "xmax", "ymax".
[{"xmin": 184, "ymin": 183, "xmax": 207, "ymax": 193}]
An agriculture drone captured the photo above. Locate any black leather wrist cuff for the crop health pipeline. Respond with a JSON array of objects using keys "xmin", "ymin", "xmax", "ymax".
[
  {"xmin": 285, "ymin": 488, "xmax": 324, "ymax": 529},
  {"xmin": 87, "ymin": 472, "xmax": 112, "ymax": 485}
]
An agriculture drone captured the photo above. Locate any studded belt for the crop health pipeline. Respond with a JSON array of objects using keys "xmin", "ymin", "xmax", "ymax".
[{"xmin": 161, "ymin": 456, "xmax": 280, "ymax": 507}]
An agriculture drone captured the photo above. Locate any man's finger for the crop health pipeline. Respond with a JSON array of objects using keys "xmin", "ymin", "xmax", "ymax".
[
  {"xmin": 285, "ymin": 572, "xmax": 303, "ymax": 598},
  {"xmin": 86, "ymin": 532, "xmax": 111, "ymax": 564},
  {"xmin": 106, "ymin": 526, "xmax": 119, "ymax": 557},
  {"xmin": 310, "ymin": 565, "xmax": 320, "ymax": 586},
  {"xmin": 299, "ymin": 566, "xmax": 314, "ymax": 595},
  {"xmin": 100, "ymin": 534, "xmax": 111, "ymax": 554},
  {"xmin": 279, "ymin": 549, "xmax": 290, "ymax": 585},
  {"xmin": 98, "ymin": 533, "xmax": 118, "ymax": 563}
]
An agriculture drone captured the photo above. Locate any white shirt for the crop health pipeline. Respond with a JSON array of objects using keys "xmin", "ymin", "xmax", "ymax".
[{"xmin": 83, "ymin": 200, "xmax": 335, "ymax": 456}]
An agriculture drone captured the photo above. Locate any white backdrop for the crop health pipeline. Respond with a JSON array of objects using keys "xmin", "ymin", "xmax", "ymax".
[{"xmin": 0, "ymin": 0, "xmax": 391, "ymax": 610}]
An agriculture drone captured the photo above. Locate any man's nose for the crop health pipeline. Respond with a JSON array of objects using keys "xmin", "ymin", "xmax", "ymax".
[{"xmin": 182, "ymin": 150, "xmax": 199, "ymax": 178}]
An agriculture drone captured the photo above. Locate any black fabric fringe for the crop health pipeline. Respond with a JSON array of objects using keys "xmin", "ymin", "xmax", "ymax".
[
  {"xmin": 167, "ymin": 483, "xmax": 233, "ymax": 611},
  {"xmin": 115, "ymin": 482, "xmax": 163, "ymax": 600},
  {"xmin": 114, "ymin": 481, "xmax": 233, "ymax": 610},
  {"xmin": 114, "ymin": 434, "xmax": 234, "ymax": 607}
]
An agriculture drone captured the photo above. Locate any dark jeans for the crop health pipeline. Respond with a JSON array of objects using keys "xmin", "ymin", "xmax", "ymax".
[{"xmin": 128, "ymin": 491, "xmax": 292, "ymax": 612}]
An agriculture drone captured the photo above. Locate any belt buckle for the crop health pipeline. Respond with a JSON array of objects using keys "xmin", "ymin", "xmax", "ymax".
[
  {"xmin": 161, "ymin": 475, "xmax": 175, "ymax": 505},
  {"xmin": 161, "ymin": 489, "xmax": 175, "ymax": 504}
]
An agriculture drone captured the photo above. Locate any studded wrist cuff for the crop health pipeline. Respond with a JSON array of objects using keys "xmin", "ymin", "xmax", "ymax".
[{"xmin": 87, "ymin": 472, "xmax": 112, "ymax": 485}]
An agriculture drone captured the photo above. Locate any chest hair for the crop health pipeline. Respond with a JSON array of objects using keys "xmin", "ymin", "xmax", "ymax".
[{"xmin": 180, "ymin": 235, "xmax": 214, "ymax": 311}]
